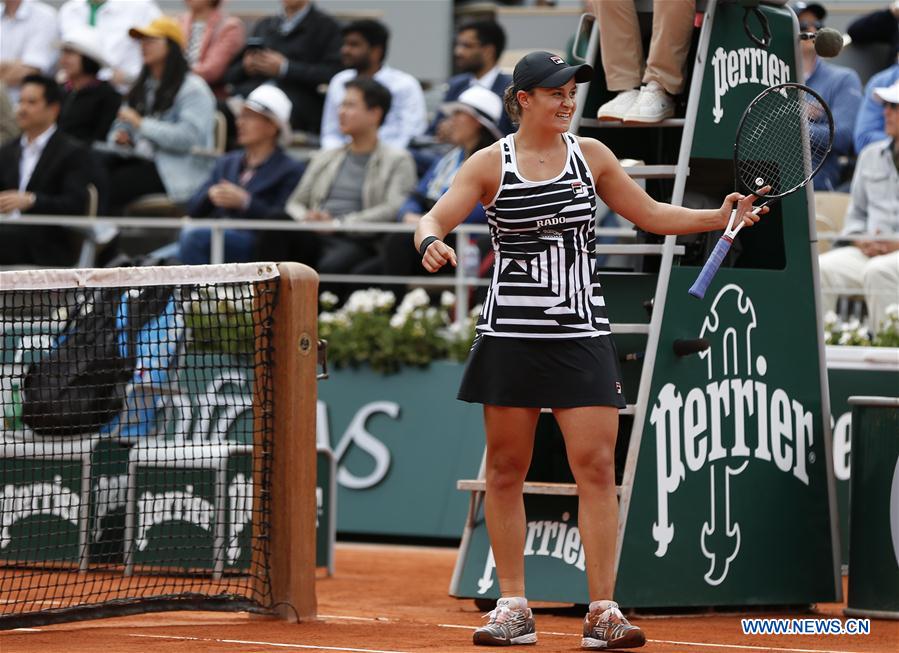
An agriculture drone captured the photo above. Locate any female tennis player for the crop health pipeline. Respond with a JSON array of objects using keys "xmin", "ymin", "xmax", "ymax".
[{"xmin": 414, "ymin": 52, "xmax": 767, "ymax": 649}]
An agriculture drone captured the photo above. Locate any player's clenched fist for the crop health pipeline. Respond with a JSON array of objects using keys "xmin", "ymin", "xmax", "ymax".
[{"xmin": 419, "ymin": 237, "xmax": 457, "ymax": 273}]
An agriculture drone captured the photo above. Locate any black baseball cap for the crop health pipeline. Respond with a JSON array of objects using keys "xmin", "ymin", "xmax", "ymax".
[
  {"xmin": 512, "ymin": 51, "xmax": 594, "ymax": 93},
  {"xmin": 790, "ymin": 2, "xmax": 827, "ymax": 21}
]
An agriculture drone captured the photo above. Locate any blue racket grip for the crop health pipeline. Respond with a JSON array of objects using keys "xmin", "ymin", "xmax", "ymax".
[{"xmin": 689, "ymin": 237, "xmax": 733, "ymax": 299}]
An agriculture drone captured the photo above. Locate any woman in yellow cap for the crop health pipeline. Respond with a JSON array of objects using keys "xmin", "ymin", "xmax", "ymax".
[{"xmin": 103, "ymin": 16, "xmax": 216, "ymax": 215}]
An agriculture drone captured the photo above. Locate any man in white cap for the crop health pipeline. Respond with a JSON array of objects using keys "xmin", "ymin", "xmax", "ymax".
[
  {"xmin": 819, "ymin": 80, "xmax": 899, "ymax": 332},
  {"xmin": 177, "ymin": 84, "xmax": 305, "ymax": 264}
]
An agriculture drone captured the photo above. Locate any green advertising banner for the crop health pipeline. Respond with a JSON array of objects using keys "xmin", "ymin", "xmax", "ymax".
[
  {"xmin": 617, "ymin": 273, "xmax": 838, "ymax": 606},
  {"xmin": 317, "ymin": 362, "xmax": 485, "ymax": 539},
  {"xmin": 826, "ymin": 349, "xmax": 899, "ymax": 568},
  {"xmin": 0, "ymin": 453, "xmax": 85, "ymax": 564},
  {"xmin": 456, "ymin": 495, "xmax": 589, "ymax": 604},
  {"xmin": 845, "ymin": 398, "xmax": 899, "ymax": 618},
  {"xmin": 130, "ymin": 451, "xmax": 253, "ymax": 572}
]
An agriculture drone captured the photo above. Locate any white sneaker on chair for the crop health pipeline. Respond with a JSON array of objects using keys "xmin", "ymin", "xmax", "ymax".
[
  {"xmin": 596, "ymin": 89, "xmax": 640, "ymax": 121},
  {"xmin": 623, "ymin": 81, "xmax": 675, "ymax": 123}
]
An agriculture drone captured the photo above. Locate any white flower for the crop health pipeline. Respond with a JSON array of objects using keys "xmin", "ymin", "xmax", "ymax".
[
  {"xmin": 344, "ymin": 289, "xmax": 378, "ymax": 314},
  {"xmin": 824, "ymin": 310, "xmax": 838, "ymax": 327},
  {"xmin": 846, "ymin": 317, "xmax": 861, "ymax": 331},
  {"xmin": 399, "ymin": 287, "xmax": 429, "ymax": 313},
  {"xmin": 320, "ymin": 291, "xmax": 339, "ymax": 308},
  {"xmin": 838, "ymin": 331, "xmax": 851, "ymax": 345},
  {"xmin": 374, "ymin": 289, "xmax": 396, "ymax": 311},
  {"xmin": 389, "ymin": 313, "xmax": 406, "ymax": 329},
  {"xmin": 469, "ymin": 303, "xmax": 483, "ymax": 318},
  {"xmin": 319, "ymin": 312, "xmax": 336, "ymax": 324},
  {"xmin": 440, "ymin": 291, "xmax": 455, "ymax": 308},
  {"xmin": 425, "ymin": 306, "xmax": 439, "ymax": 320},
  {"xmin": 886, "ymin": 304, "xmax": 899, "ymax": 320}
]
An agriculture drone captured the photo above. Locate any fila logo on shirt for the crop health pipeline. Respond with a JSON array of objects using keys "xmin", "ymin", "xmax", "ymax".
[{"xmin": 571, "ymin": 180, "xmax": 588, "ymax": 198}]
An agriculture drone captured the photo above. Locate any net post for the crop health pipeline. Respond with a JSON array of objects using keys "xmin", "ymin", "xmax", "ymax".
[{"xmin": 263, "ymin": 262, "xmax": 319, "ymax": 622}]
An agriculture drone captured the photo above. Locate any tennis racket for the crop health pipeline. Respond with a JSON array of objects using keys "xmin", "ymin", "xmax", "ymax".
[{"xmin": 688, "ymin": 82, "xmax": 834, "ymax": 299}]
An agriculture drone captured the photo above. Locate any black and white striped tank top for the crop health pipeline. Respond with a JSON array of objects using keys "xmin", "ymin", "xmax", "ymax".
[{"xmin": 477, "ymin": 133, "xmax": 611, "ymax": 339}]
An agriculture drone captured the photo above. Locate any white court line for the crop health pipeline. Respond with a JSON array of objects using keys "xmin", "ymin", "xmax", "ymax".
[
  {"xmin": 128, "ymin": 633, "xmax": 409, "ymax": 653},
  {"xmin": 437, "ymin": 623, "xmax": 869, "ymax": 653},
  {"xmin": 11, "ymin": 628, "xmax": 43, "ymax": 632},
  {"xmin": 647, "ymin": 640, "xmax": 866, "ymax": 653}
]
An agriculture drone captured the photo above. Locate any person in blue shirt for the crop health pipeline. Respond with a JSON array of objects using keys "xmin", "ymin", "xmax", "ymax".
[
  {"xmin": 855, "ymin": 58, "xmax": 899, "ymax": 153},
  {"xmin": 375, "ymin": 85, "xmax": 502, "ymax": 296},
  {"xmin": 177, "ymin": 85, "xmax": 304, "ymax": 263},
  {"xmin": 793, "ymin": 2, "xmax": 863, "ymax": 190}
]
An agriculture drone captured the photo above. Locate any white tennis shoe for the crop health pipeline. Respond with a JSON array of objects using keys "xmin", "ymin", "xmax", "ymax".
[
  {"xmin": 596, "ymin": 89, "xmax": 640, "ymax": 121},
  {"xmin": 623, "ymin": 81, "xmax": 675, "ymax": 123}
]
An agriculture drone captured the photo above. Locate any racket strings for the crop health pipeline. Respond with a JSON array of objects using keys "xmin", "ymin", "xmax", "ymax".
[{"xmin": 736, "ymin": 87, "xmax": 832, "ymax": 197}]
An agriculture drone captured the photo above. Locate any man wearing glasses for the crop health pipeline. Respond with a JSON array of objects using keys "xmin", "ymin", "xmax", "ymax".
[{"xmin": 792, "ymin": 1, "xmax": 863, "ymax": 190}]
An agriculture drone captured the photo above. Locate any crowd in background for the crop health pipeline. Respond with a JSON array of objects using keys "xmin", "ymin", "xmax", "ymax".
[{"xmin": 0, "ymin": 0, "xmax": 897, "ymax": 329}]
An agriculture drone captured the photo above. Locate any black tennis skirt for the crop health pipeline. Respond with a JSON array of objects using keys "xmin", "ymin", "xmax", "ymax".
[{"xmin": 457, "ymin": 334, "xmax": 627, "ymax": 409}]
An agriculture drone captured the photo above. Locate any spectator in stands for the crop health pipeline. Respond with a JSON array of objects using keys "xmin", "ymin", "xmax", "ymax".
[
  {"xmin": 855, "ymin": 55, "xmax": 899, "ymax": 152},
  {"xmin": 177, "ymin": 86, "xmax": 304, "ymax": 264},
  {"xmin": 103, "ymin": 16, "xmax": 216, "ymax": 215},
  {"xmin": 0, "ymin": 82, "xmax": 18, "ymax": 143},
  {"xmin": 320, "ymin": 19, "xmax": 426, "ymax": 150},
  {"xmin": 179, "ymin": 0, "xmax": 245, "ymax": 98},
  {"xmin": 0, "ymin": 74, "xmax": 92, "ymax": 266},
  {"xmin": 378, "ymin": 86, "xmax": 501, "ymax": 292},
  {"xmin": 594, "ymin": 0, "xmax": 695, "ymax": 123},
  {"xmin": 847, "ymin": 1, "xmax": 899, "ymax": 68},
  {"xmin": 819, "ymin": 80, "xmax": 899, "ymax": 333},
  {"xmin": 223, "ymin": 0, "xmax": 341, "ymax": 134},
  {"xmin": 0, "ymin": 0, "xmax": 59, "ymax": 104},
  {"xmin": 57, "ymin": 26, "xmax": 122, "ymax": 145},
  {"xmin": 430, "ymin": 20, "xmax": 514, "ymax": 138},
  {"xmin": 58, "ymin": 0, "xmax": 161, "ymax": 93},
  {"xmin": 793, "ymin": 2, "xmax": 863, "ymax": 190},
  {"xmin": 258, "ymin": 78, "xmax": 415, "ymax": 277}
]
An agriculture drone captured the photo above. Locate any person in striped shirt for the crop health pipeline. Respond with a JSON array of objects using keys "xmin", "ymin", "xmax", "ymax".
[{"xmin": 414, "ymin": 51, "xmax": 766, "ymax": 649}]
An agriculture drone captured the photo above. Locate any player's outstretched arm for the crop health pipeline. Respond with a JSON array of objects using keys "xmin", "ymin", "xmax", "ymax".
[
  {"xmin": 414, "ymin": 145, "xmax": 501, "ymax": 273},
  {"xmin": 578, "ymin": 137, "xmax": 768, "ymax": 235}
]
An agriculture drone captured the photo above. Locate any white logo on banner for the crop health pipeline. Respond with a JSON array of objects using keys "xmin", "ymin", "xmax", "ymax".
[
  {"xmin": 0, "ymin": 477, "xmax": 81, "ymax": 548},
  {"xmin": 477, "ymin": 512, "xmax": 586, "ymax": 594},
  {"xmin": 650, "ymin": 284, "xmax": 813, "ymax": 586},
  {"xmin": 710, "ymin": 47, "xmax": 791, "ymax": 124},
  {"xmin": 317, "ymin": 400, "xmax": 398, "ymax": 490}
]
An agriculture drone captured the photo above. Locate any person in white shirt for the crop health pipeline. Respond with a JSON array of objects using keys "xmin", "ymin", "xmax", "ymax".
[
  {"xmin": 58, "ymin": 0, "xmax": 161, "ymax": 92},
  {"xmin": 319, "ymin": 19, "xmax": 426, "ymax": 150},
  {"xmin": 0, "ymin": 0, "xmax": 59, "ymax": 104}
]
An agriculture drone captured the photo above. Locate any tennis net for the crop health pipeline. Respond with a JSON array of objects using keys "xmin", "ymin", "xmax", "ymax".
[{"xmin": 0, "ymin": 262, "xmax": 318, "ymax": 628}]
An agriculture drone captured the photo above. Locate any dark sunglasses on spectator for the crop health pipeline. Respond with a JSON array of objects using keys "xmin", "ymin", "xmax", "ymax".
[
  {"xmin": 799, "ymin": 20, "xmax": 823, "ymax": 30},
  {"xmin": 885, "ymin": 102, "xmax": 899, "ymax": 110}
]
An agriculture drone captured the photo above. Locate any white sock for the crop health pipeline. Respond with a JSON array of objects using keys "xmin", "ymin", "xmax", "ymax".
[{"xmin": 499, "ymin": 596, "xmax": 528, "ymax": 610}]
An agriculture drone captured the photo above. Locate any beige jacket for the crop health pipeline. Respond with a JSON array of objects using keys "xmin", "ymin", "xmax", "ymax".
[{"xmin": 285, "ymin": 141, "xmax": 416, "ymax": 225}]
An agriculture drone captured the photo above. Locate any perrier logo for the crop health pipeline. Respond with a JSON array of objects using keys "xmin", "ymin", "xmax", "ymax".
[{"xmin": 650, "ymin": 285, "xmax": 813, "ymax": 586}]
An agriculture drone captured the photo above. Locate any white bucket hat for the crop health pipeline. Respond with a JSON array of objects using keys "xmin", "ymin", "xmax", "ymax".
[
  {"xmin": 872, "ymin": 80, "xmax": 899, "ymax": 106},
  {"xmin": 441, "ymin": 85, "xmax": 504, "ymax": 140},
  {"xmin": 59, "ymin": 26, "xmax": 109, "ymax": 70},
  {"xmin": 243, "ymin": 85, "xmax": 294, "ymax": 146}
]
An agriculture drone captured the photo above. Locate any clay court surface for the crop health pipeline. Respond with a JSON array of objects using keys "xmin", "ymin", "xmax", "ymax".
[{"xmin": 1, "ymin": 543, "xmax": 895, "ymax": 653}]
